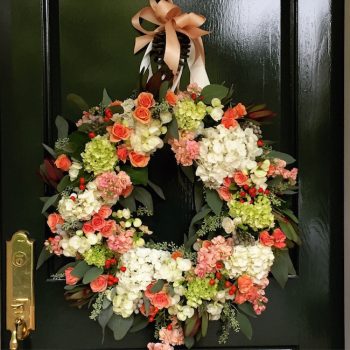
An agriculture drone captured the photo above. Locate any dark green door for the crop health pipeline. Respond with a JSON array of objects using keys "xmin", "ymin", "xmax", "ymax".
[{"xmin": 0, "ymin": 0, "xmax": 344, "ymax": 349}]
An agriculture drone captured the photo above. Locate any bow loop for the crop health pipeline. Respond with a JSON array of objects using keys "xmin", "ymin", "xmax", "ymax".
[{"xmin": 132, "ymin": 0, "xmax": 209, "ymax": 75}]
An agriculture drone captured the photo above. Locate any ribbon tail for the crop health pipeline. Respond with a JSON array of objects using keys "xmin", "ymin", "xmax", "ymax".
[
  {"xmin": 164, "ymin": 21, "xmax": 181, "ymax": 75},
  {"xmin": 171, "ymin": 65, "xmax": 184, "ymax": 91},
  {"xmin": 188, "ymin": 40, "xmax": 210, "ymax": 88},
  {"xmin": 139, "ymin": 42, "xmax": 154, "ymax": 82}
]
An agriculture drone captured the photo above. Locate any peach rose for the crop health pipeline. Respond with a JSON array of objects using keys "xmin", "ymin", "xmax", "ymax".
[
  {"xmin": 54, "ymin": 154, "xmax": 72, "ymax": 171},
  {"xmin": 234, "ymin": 103, "xmax": 247, "ymax": 117},
  {"xmin": 151, "ymin": 292, "xmax": 171, "ymax": 309},
  {"xmin": 98, "ymin": 205, "xmax": 112, "ymax": 219},
  {"xmin": 90, "ymin": 275, "xmax": 108, "ymax": 292},
  {"xmin": 91, "ymin": 215, "xmax": 105, "ymax": 231},
  {"xmin": 221, "ymin": 115, "xmax": 238, "ymax": 129},
  {"xmin": 272, "ymin": 228, "xmax": 286, "ymax": 249},
  {"xmin": 121, "ymin": 184, "xmax": 133, "ymax": 198},
  {"xmin": 65, "ymin": 267, "xmax": 80, "ymax": 285},
  {"xmin": 107, "ymin": 123, "xmax": 131, "ymax": 142},
  {"xmin": 133, "ymin": 106, "xmax": 151, "ymax": 124},
  {"xmin": 259, "ymin": 231, "xmax": 274, "ymax": 247},
  {"xmin": 47, "ymin": 213, "xmax": 64, "ymax": 233},
  {"xmin": 233, "ymin": 171, "xmax": 249, "ymax": 186},
  {"xmin": 82, "ymin": 221, "xmax": 94, "ymax": 234},
  {"xmin": 223, "ymin": 176, "xmax": 232, "ymax": 188},
  {"xmin": 217, "ymin": 186, "xmax": 232, "ymax": 202},
  {"xmin": 237, "ymin": 275, "xmax": 253, "ymax": 294},
  {"xmin": 117, "ymin": 145, "xmax": 128, "ymax": 163},
  {"xmin": 100, "ymin": 220, "xmax": 117, "ymax": 237},
  {"xmin": 129, "ymin": 151, "xmax": 150, "ymax": 167},
  {"xmin": 137, "ymin": 92, "xmax": 155, "ymax": 108},
  {"xmin": 165, "ymin": 90, "xmax": 178, "ymax": 106},
  {"xmin": 234, "ymin": 291, "xmax": 247, "ymax": 305}
]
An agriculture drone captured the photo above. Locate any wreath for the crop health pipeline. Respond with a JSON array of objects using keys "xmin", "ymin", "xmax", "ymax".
[{"xmin": 38, "ymin": 1, "xmax": 300, "ymax": 349}]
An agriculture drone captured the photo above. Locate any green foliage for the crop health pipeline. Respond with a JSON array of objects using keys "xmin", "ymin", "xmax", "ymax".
[
  {"xmin": 83, "ymin": 267, "xmax": 103, "ymax": 284},
  {"xmin": 97, "ymin": 304, "xmax": 113, "ymax": 341},
  {"xmin": 55, "ymin": 115, "xmax": 69, "ymax": 139},
  {"xmin": 129, "ymin": 314, "xmax": 149, "ymax": 333},
  {"xmin": 101, "ymin": 88, "xmax": 112, "ymax": 108},
  {"xmin": 201, "ymin": 84, "xmax": 230, "ymax": 104},
  {"xmin": 205, "ymin": 188, "xmax": 223, "ymax": 215},
  {"xmin": 36, "ymin": 247, "xmax": 53, "ymax": 270},
  {"xmin": 150, "ymin": 279, "xmax": 165, "ymax": 293},
  {"xmin": 148, "ymin": 180, "xmax": 165, "ymax": 200},
  {"xmin": 133, "ymin": 186, "xmax": 153, "ymax": 212},
  {"xmin": 267, "ymin": 150, "xmax": 296, "ymax": 164},
  {"xmin": 71, "ymin": 260, "xmax": 90, "ymax": 278},
  {"xmin": 236, "ymin": 311, "xmax": 253, "ymax": 340},
  {"xmin": 271, "ymin": 249, "xmax": 296, "ymax": 288},
  {"xmin": 121, "ymin": 165, "xmax": 148, "ymax": 185},
  {"xmin": 108, "ymin": 314, "xmax": 134, "ymax": 341},
  {"xmin": 67, "ymin": 93, "xmax": 89, "ymax": 111},
  {"xmin": 119, "ymin": 195, "xmax": 137, "ymax": 212},
  {"xmin": 41, "ymin": 193, "xmax": 60, "ymax": 213}
]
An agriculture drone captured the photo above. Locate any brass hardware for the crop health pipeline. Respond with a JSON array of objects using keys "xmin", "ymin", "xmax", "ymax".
[{"xmin": 6, "ymin": 231, "xmax": 35, "ymax": 349}]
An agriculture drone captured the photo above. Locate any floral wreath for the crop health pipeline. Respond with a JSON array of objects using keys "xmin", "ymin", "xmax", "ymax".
[{"xmin": 38, "ymin": 1, "xmax": 300, "ymax": 349}]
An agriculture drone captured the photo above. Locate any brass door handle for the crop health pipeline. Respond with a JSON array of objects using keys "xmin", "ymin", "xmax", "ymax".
[{"xmin": 6, "ymin": 231, "xmax": 35, "ymax": 349}]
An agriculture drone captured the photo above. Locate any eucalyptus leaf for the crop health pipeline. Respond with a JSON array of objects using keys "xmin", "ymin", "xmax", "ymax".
[
  {"xmin": 166, "ymin": 118, "xmax": 179, "ymax": 140},
  {"xmin": 237, "ymin": 311, "xmax": 253, "ymax": 340},
  {"xmin": 150, "ymin": 279, "xmax": 165, "ymax": 293},
  {"xmin": 121, "ymin": 165, "xmax": 148, "ymax": 185},
  {"xmin": 271, "ymin": 250, "xmax": 291, "ymax": 288},
  {"xmin": 119, "ymin": 195, "xmax": 137, "ymax": 212},
  {"xmin": 129, "ymin": 314, "xmax": 149, "ymax": 333},
  {"xmin": 188, "ymin": 205, "xmax": 211, "ymax": 237},
  {"xmin": 180, "ymin": 165, "xmax": 194, "ymax": 183},
  {"xmin": 238, "ymin": 303, "xmax": 257, "ymax": 318},
  {"xmin": 133, "ymin": 187, "xmax": 153, "ymax": 212},
  {"xmin": 67, "ymin": 93, "xmax": 89, "ymax": 111},
  {"xmin": 83, "ymin": 267, "xmax": 103, "ymax": 284},
  {"xmin": 55, "ymin": 115, "xmax": 69, "ymax": 139},
  {"xmin": 42, "ymin": 143, "xmax": 56, "ymax": 158},
  {"xmin": 41, "ymin": 193, "xmax": 59, "ymax": 213},
  {"xmin": 57, "ymin": 175, "xmax": 72, "ymax": 193},
  {"xmin": 98, "ymin": 305, "xmax": 114, "ymax": 342},
  {"xmin": 148, "ymin": 180, "xmax": 165, "ymax": 200},
  {"xmin": 56, "ymin": 261, "xmax": 78, "ymax": 274},
  {"xmin": 101, "ymin": 88, "xmax": 112, "ymax": 108},
  {"xmin": 185, "ymin": 314, "xmax": 197, "ymax": 337},
  {"xmin": 159, "ymin": 80, "xmax": 169, "ymax": 100},
  {"xmin": 71, "ymin": 260, "xmax": 90, "ymax": 278},
  {"xmin": 143, "ymin": 295, "xmax": 150, "ymax": 315},
  {"xmin": 201, "ymin": 311, "xmax": 209, "ymax": 337},
  {"xmin": 278, "ymin": 219, "xmax": 301, "ymax": 245},
  {"xmin": 36, "ymin": 247, "xmax": 53, "ymax": 270},
  {"xmin": 184, "ymin": 336, "xmax": 195, "ymax": 349},
  {"xmin": 201, "ymin": 84, "xmax": 229, "ymax": 104},
  {"xmin": 107, "ymin": 314, "xmax": 134, "ymax": 341},
  {"xmin": 267, "ymin": 150, "xmax": 296, "ymax": 164},
  {"xmin": 205, "ymin": 188, "xmax": 223, "ymax": 215},
  {"xmin": 194, "ymin": 182, "xmax": 204, "ymax": 213}
]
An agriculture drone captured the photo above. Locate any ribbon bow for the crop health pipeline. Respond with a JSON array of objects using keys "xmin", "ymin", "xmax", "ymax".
[{"xmin": 132, "ymin": 0, "xmax": 209, "ymax": 75}]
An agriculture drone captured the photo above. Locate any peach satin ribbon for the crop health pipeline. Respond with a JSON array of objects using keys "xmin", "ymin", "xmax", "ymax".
[{"xmin": 132, "ymin": 0, "xmax": 209, "ymax": 75}]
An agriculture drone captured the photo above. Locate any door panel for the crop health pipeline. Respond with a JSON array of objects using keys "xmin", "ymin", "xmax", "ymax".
[{"xmin": 0, "ymin": 0, "xmax": 344, "ymax": 349}]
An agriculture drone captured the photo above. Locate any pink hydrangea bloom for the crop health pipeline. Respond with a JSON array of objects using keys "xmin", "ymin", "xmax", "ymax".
[
  {"xmin": 96, "ymin": 171, "xmax": 132, "ymax": 201},
  {"xmin": 107, "ymin": 230, "xmax": 134, "ymax": 254},
  {"xmin": 169, "ymin": 132, "xmax": 200, "ymax": 166},
  {"xmin": 45, "ymin": 235, "xmax": 62, "ymax": 256},
  {"xmin": 159, "ymin": 326, "xmax": 184, "ymax": 346},
  {"xmin": 147, "ymin": 343, "xmax": 174, "ymax": 350},
  {"xmin": 195, "ymin": 236, "xmax": 233, "ymax": 277}
]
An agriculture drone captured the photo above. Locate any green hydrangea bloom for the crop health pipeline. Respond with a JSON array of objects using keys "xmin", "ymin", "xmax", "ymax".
[
  {"xmin": 82, "ymin": 135, "xmax": 117, "ymax": 175},
  {"xmin": 229, "ymin": 195, "xmax": 274, "ymax": 231},
  {"xmin": 184, "ymin": 277, "xmax": 218, "ymax": 307},
  {"xmin": 174, "ymin": 99, "xmax": 207, "ymax": 131},
  {"xmin": 83, "ymin": 245, "xmax": 113, "ymax": 268}
]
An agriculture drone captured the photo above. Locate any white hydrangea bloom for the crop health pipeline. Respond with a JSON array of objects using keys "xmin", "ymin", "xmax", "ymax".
[
  {"xmin": 207, "ymin": 302, "xmax": 224, "ymax": 320},
  {"xmin": 60, "ymin": 234, "xmax": 91, "ymax": 257},
  {"xmin": 58, "ymin": 188, "xmax": 102, "ymax": 222},
  {"xmin": 224, "ymin": 243, "xmax": 274, "ymax": 283},
  {"xmin": 130, "ymin": 120, "xmax": 164, "ymax": 154},
  {"xmin": 112, "ymin": 248, "xmax": 192, "ymax": 318},
  {"xmin": 196, "ymin": 125, "xmax": 262, "ymax": 189},
  {"xmin": 68, "ymin": 161, "xmax": 82, "ymax": 181}
]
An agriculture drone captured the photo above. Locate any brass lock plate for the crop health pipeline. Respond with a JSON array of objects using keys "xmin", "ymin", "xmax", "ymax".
[{"xmin": 6, "ymin": 231, "xmax": 35, "ymax": 333}]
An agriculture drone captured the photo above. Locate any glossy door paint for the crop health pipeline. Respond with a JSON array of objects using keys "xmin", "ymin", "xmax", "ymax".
[{"xmin": 0, "ymin": 0, "xmax": 344, "ymax": 349}]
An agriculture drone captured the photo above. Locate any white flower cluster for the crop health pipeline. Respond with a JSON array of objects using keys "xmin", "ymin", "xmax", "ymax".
[
  {"xmin": 60, "ymin": 231, "xmax": 102, "ymax": 257},
  {"xmin": 112, "ymin": 248, "xmax": 192, "ymax": 318},
  {"xmin": 68, "ymin": 161, "xmax": 82, "ymax": 181},
  {"xmin": 224, "ymin": 243, "xmax": 274, "ymax": 283},
  {"xmin": 58, "ymin": 183, "xmax": 102, "ymax": 222},
  {"xmin": 130, "ymin": 120, "xmax": 166, "ymax": 154},
  {"xmin": 195, "ymin": 125, "xmax": 263, "ymax": 189}
]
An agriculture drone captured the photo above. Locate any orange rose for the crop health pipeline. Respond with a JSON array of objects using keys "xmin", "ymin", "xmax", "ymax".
[
  {"xmin": 259, "ymin": 231, "xmax": 274, "ymax": 247},
  {"xmin": 90, "ymin": 275, "xmax": 108, "ymax": 292},
  {"xmin": 234, "ymin": 103, "xmax": 247, "ymax": 117},
  {"xmin": 100, "ymin": 220, "xmax": 117, "ymax": 237},
  {"xmin": 221, "ymin": 115, "xmax": 238, "ymax": 129},
  {"xmin": 133, "ymin": 106, "xmax": 152, "ymax": 124},
  {"xmin": 121, "ymin": 184, "xmax": 133, "ymax": 198},
  {"xmin": 165, "ymin": 90, "xmax": 178, "ymax": 106},
  {"xmin": 217, "ymin": 186, "xmax": 232, "ymax": 202},
  {"xmin": 54, "ymin": 154, "xmax": 72, "ymax": 171},
  {"xmin": 107, "ymin": 123, "xmax": 131, "ymax": 142},
  {"xmin": 117, "ymin": 145, "xmax": 128, "ymax": 163},
  {"xmin": 47, "ymin": 213, "xmax": 64, "ymax": 233},
  {"xmin": 237, "ymin": 275, "xmax": 253, "ymax": 293},
  {"xmin": 151, "ymin": 292, "xmax": 171, "ymax": 309},
  {"xmin": 129, "ymin": 151, "xmax": 150, "ymax": 167},
  {"xmin": 233, "ymin": 171, "xmax": 249, "ymax": 186},
  {"xmin": 171, "ymin": 251, "xmax": 183, "ymax": 260},
  {"xmin": 137, "ymin": 92, "xmax": 155, "ymax": 108},
  {"xmin": 65, "ymin": 267, "xmax": 80, "ymax": 285},
  {"xmin": 272, "ymin": 228, "xmax": 286, "ymax": 249}
]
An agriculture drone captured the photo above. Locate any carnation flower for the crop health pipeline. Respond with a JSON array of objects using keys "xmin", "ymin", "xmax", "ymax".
[
  {"xmin": 174, "ymin": 98, "xmax": 206, "ymax": 131},
  {"xmin": 169, "ymin": 132, "xmax": 200, "ymax": 166},
  {"xmin": 96, "ymin": 171, "xmax": 132, "ymax": 202},
  {"xmin": 195, "ymin": 125, "xmax": 262, "ymax": 189},
  {"xmin": 224, "ymin": 243, "xmax": 274, "ymax": 283},
  {"xmin": 107, "ymin": 230, "xmax": 134, "ymax": 254},
  {"xmin": 228, "ymin": 195, "xmax": 274, "ymax": 231},
  {"xmin": 82, "ymin": 135, "xmax": 117, "ymax": 175}
]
